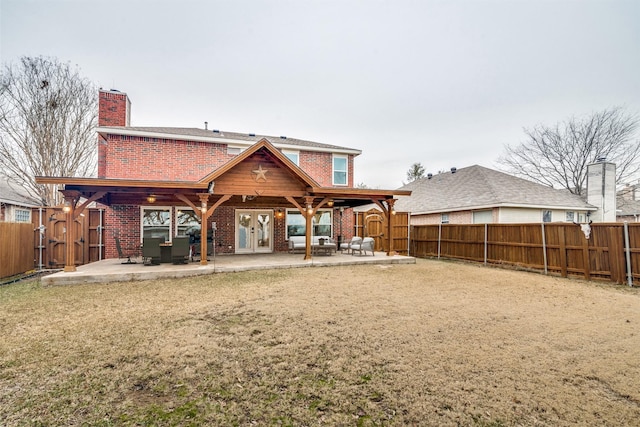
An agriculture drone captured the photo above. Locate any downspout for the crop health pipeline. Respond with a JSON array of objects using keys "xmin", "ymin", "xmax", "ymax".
[{"xmin": 624, "ymin": 222, "xmax": 633, "ymax": 287}]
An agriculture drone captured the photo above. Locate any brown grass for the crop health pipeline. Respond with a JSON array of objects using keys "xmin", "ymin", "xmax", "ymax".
[{"xmin": 1, "ymin": 259, "xmax": 639, "ymax": 426}]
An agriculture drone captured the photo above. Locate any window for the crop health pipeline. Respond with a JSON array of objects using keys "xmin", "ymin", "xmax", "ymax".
[
  {"xmin": 472, "ymin": 210, "xmax": 493, "ymax": 224},
  {"xmin": 286, "ymin": 209, "xmax": 333, "ymax": 238},
  {"xmin": 176, "ymin": 208, "xmax": 200, "ymax": 237},
  {"xmin": 333, "ymin": 155, "xmax": 347, "ymax": 185},
  {"xmin": 565, "ymin": 211, "xmax": 575, "ymax": 222},
  {"xmin": 141, "ymin": 207, "xmax": 171, "ymax": 242},
  {"xmin": 14, "ymin": 208, "xmax": 31, "ymax": 223},
  {"xmin": 542, "ymin": 210, "xmax": 552, "ymax": 223},
  {"xmin": 282, "ymin": 150, "xmax": 299, "ymax": 165},
  {"xmin": 227, "ymin": 146, "xmax": 244, "ymax": 156},
  {"xmin": 441, "ymin": 213, "xmax": 449, "ymax": 224}
]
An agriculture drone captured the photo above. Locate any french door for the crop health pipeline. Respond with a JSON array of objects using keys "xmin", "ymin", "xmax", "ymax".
[{"xmin": 235, "ymin": 210, "xmax": 273, "ymax": 253}]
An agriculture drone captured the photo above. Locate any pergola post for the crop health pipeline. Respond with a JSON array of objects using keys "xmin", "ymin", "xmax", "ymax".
[
  {"xmin": 62, "ymin": 192, "xmax": 80, "ymax": 272},
  {"xmin": 304, "ymin": 196, "xmax": 314, "ymax": 260},
  {"xmin": 386, "ymin": 198, "xmax": 397, "ymax": 256},
  {"xmin": 198, "ymin": 194, "xmax": 210, "ymax": 265}
]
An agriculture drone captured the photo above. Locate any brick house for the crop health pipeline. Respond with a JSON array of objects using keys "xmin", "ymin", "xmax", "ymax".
[{"xmin": 38, "ymin": 89, "xmax": 408, "ymax": 270}]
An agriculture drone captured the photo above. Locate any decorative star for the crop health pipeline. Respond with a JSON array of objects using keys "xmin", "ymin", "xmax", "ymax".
[{"xmin": 252, "ymin": 164, "xmax": 268, "ymax": 182}]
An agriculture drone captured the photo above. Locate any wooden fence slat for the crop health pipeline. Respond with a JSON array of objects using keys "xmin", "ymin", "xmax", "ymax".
[{"xmin": 410, "ymin": 223, "xmax": 638, "ymax": 286}]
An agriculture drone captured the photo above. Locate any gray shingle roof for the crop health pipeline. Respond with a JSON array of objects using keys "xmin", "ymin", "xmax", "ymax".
[
  {"xmin": 394, "ymin": 165, "xmax": 595, "ymax": 214},
  {"xmin": 617, "ymin": 197, "xmax": 640, "ymax": 216},
  {"xmin": 0, "ymin": 178, "xmax": 40, "ymax": 207},
  {"xmin": 103, "ymin": 126, "xmax": 361, "ymax": 153}
]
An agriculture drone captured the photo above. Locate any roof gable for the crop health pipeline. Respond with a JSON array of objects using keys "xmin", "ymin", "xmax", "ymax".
[{"xmin": 198, "ymin": 138, "xmax": 320, "ymax": 193}]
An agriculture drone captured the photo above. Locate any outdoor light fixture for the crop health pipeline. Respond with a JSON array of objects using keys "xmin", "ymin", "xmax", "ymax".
[
  {"xmin": 391, "ymin": 209, "xmax": 397, "ymax": 215},
  {"xmin": 276, "ymin": 209, "xmax": 284, "ymax": 219},
  {"xmin": 327, "ymin": 199, "xmax": 334, "ymax": 207},
  {"xmin": 146, "ymin": 194, "xmax": 156, "ymax": 203},
  {"xmin": 201, "ymin": 201, "xmax": 207, "ymax": 213},
  {"xmin": 307, "ymin": 204, "xmax": 313, "ymax": 214},
  {"xmin": 62, "ymin": 203, "xmax": 72, "ymax": 213}
]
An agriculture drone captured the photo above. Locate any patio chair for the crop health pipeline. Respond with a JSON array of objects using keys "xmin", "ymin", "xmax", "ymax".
[
  {"xmin": 142, "ymin": 237, "xmax": 163, "ymax": 265},
  {"xmin": 171, "ymin": 236, "xmax": 190, "ymax": 264},
  {"xmin": 115, "ymin": 236, "xmax": 139, "ymax": 264},
  {"xmin": 340, "ymin": 236, "xmax": 362, "ymax": 254},
  {"xmin": 351, "ymin": 237, "xmax": 375, "ymax": 256}
]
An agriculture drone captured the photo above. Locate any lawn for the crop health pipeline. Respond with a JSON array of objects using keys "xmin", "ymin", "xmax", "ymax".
[{"xmin": 1, "ymin": 259, "xmax": 639, "ymax": 426}]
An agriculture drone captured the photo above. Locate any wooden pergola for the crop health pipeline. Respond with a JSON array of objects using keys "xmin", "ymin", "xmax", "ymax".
[{"xmin": 36, "ymin": 139, "xmax": 410, "ymax": 272}]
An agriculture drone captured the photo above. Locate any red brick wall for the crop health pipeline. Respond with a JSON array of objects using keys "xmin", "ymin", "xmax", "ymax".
[
  {"xmin": 98, "ymin": 90, "xmax": 129, "ymax": 127},
  {"xmin": 103, "ymin": 135, "xmax": 232, "ymax": 180},
  {"xmin": 104, "ymin": 205, "xmax": 140, "ymax": 258},
  {"xmin": 102, "ymin": 133, "xmax": 355, "ymax": 184}
]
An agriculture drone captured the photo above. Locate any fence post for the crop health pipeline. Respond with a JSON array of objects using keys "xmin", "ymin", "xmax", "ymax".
[
  {"xmin": 541, "ymin": 223, "xmax": 548, "ymax": 275},
  {"xmin": 624, "ymin": 222, "xmax": 633, "ymax": 287},
  {"xmin": 558, "ymin": 226, "xmax": 567, "ymax": 278},
  {"xmin": 437, "ymin": 223, "xmax": 442, "ymax": 259},
  {"xmin": 581, "ymin": 227, "xmax": 591, "ymax": 281},
  {"xmin": 484, "ymin": 223, "xmax": 488, "ymax": 265}
]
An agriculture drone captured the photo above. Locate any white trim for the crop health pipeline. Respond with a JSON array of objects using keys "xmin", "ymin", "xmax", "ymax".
[{"xmin": 410, "ymin": 202, "xmax": 597, "ymax": 216}]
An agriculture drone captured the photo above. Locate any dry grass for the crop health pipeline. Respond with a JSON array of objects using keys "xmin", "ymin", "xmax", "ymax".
[{"xmin": 1, "ymin": 259, "xmax": 639, "ymax": 426}]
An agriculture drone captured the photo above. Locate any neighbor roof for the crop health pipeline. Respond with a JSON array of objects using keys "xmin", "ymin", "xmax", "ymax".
[
  {"xmin": 97, "ymin": 126, "xmax": 362, "ymax": 156},
  {"xmin": 617, "ymin": 197, "xmax": 640, "ymax": 216},
  {"xmin": 0, "ymin": 177, "xmax": 39, "ymax": 207},
  {"xmin": 394, "ymin": 165, "xmax": 596, "ymax": 214}
]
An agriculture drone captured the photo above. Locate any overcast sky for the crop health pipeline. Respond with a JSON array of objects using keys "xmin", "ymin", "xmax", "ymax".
[{"xmin": 2, "ymin": 0, "xmax": 639, "ymax": 189}]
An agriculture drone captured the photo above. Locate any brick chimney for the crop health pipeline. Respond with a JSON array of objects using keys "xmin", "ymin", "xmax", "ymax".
[
  {"xmin": 586, "ymin": 159, "xmax": 617, "ymax": 222},
  {"xmin": 98, "ymin": 89, "xmax": 131, "ymax": 127}
]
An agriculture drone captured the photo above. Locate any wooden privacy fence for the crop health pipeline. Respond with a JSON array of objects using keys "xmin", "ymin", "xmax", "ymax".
[
  {"xmin": 1, "ymin": 207, "xmax": 107, "ymax": 279},
  {"xmin": 0, "ymin": 222, "xmax": 34, "ymax": 279},
  {"xmin": 410, "ymin": 223, "xmax": 639, "ymax": 286}
]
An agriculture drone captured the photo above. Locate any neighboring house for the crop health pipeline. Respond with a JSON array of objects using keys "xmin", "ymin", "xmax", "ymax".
[
  {"xmin": 617, "ymin": 183, "xmax": 640, "ymax": 222},
  {"xmin": 389, "ymin": 165, "xmax": 598, "ymax": 225},
  {"xmin": 37, "ymin": 89, "xmax": 408, "ymax": 267},
  {"xmin": 0, "ymin": 177, "xmax": 39, "ymax": 223}
]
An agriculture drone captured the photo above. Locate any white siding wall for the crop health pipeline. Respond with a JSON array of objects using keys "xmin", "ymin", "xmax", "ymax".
[{"xmin": 498, "ymin": 207, "xmax": 543, "ymax": 223}]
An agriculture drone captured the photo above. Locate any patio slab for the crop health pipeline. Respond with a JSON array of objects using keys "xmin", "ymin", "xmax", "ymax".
[{"xmin": 41, "ymin": 252, "xmax": 416, "ymax": 286}]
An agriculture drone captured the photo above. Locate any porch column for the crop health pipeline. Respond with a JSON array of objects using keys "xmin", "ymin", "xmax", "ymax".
[
  {"xmin": 386, "ymin": 199, "xmax": 397, "ymax": 256},
  {"xmin": 199, "ymin": 194, "xmax": 210, "ymax": 265},
  {"xmin": 62, "ymin": 192, "xmax": 79, "ymax": 272},
  {"xmin": 304, "ymin": 196, "xmax": 314, "ymax": 260}
]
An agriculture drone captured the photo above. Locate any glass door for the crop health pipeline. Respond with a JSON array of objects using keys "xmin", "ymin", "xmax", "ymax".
[{"xmin": 236, "ymin": 210, "xmax": 273, "ymax": 253}]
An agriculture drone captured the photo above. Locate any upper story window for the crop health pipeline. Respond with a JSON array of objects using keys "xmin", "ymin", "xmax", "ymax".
[
  {"xmin": 227, "ymin": 146, "xmax": 245, "ymax": 156},
  {"xmin": 282, "ymin": 150, "xmax": 299, "ymax": 165},
  {"xmin": 441, "ymin": 213, "xmax": 449, "ymax": 224},
  {"xmin": 565, "ymin": 211, "xmax": 575, "ymax": 222},
  {"xmin": 542, "ymin": 210, "xmax": 552, "ymax": 223},
  {"xmin": 141, "ymin": 207, "xmax": 171, "ymax": 242},
  {"xmin": 333, "ymin": 155, "xmax": 348, "ymax": 186}
]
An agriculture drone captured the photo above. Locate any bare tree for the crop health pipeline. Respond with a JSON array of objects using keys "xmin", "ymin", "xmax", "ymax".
[
  {"xmin": 0, "ymin": 56, "xmax": 97, "ymax": 206},
  {"xmin": 406, "ymin": 162, "xmax": 425, "ymax": 183},
  {"xmin": 498, "ymin": 107, "xmax": 640, "ymax": 195}
]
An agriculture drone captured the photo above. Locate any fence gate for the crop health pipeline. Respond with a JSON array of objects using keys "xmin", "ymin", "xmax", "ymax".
[
  {"xmin": 355, "ymin": 209, "xmax": 410, "ymax": 255},
  {"xmin": 31, "ymin": 207, "xmax": 105, "ymax": 269}
]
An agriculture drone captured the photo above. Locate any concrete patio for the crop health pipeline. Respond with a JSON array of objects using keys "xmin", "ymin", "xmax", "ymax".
[{"xmin": 41, "ymin": 251, "xmax": 416, "ymax": 286}]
